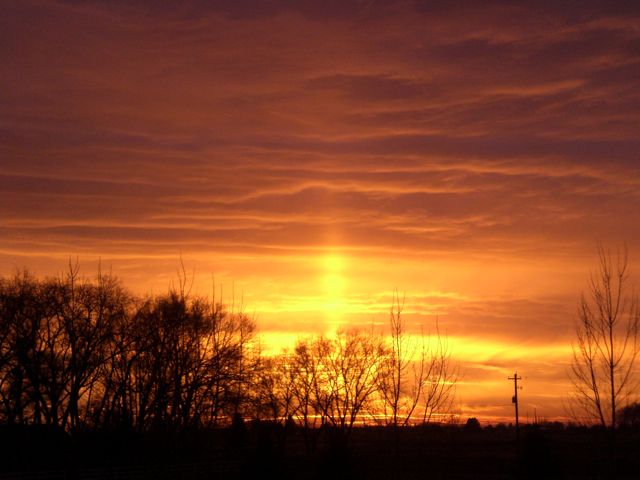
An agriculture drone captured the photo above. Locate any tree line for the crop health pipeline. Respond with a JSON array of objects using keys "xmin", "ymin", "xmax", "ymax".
[{"xmin": 0, "ymin": 264, "xmax": 456, "ymax": 443}]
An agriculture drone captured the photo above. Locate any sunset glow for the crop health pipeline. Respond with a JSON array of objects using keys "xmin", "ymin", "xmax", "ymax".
[
  {"xmin": 2, "ymin": 0, "xmax": 640, "ymax": 425},
  {"xmin": 320, "ymin": 253, "xmax": 348, "ymax": 325}
]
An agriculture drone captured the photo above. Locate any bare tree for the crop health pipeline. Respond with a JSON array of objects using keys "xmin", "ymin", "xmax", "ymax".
[
  {"xmin": 0, "ymin": 270, "xmax": 47, "ymax": 425},
  {"xmin": 570, "ymin": 245, "xmax": 640, "ymax": 428},
  {"xmin": 420, "ymin": 320, "xmax": 457, "ymax": 424},
  {"xmin": 252, "ymin": 354, "xmax": 292, "ymax": 423},
  {"xmin": 378, "ymin": 293, "xmax": 425, "ymax": 427},
  {"xmin": 0, "ymin": 266, "xmax": 131, "ymax": 430},
  {"xmin": 379, "ymin": 293, "xmax": 458, "ymax": 427},
  {"xmin": 57, "ymin": 262, "xmax": 129, "ymax": 430},
  {"xmin": 121, "ymin": 290, "xmax": 256, "ymax": 431},
  {"xmin": 323, "ymin": 330, "xmax": 386, "ymax": 436},
  {"xmin": 0, "ymin": 266, "xmax": 262, "ymax": 433},
  {"xmin": 284, "ymin": 331, "xmax": 386, "ymax": 450},
  {"xmin": 289, "ymin": 337, "xmax": 330, "ymax": 452}
]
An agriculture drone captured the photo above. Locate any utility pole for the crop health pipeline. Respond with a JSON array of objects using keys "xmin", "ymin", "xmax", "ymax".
[{"xmin": 508, "ymin": 372, "xmax": 522, "ymax": 445}]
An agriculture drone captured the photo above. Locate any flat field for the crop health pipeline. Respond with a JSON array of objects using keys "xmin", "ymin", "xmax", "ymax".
[{"xmin": 0, "ymin": 424, "xmax": 638, "ymax": 479}]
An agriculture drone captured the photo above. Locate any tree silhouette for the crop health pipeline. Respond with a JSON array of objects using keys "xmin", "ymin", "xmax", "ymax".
[
  {"xmin": 618, "ymin": 402, "xmax": 640, "ymax": 429},
  {"xmin": 569, "ymin": 245, "xmax": 640, "ymax": 428},
  {"xmin": 0, "ymin": 270, "xmax": 45, "ymax": 425},
  {"xmin": 288, "ymin": 337, "xmax": 329, "ymax": 452},
  {"xmin": 378, "ymin": 293, "xmax": 424, "ymax": 428},
  {"xmin": 323, "ymin": 330, "xmax": 386, "ymax": 436},
  {"xmin": 1, "ymin": 265, "xmax": 460, "ymax": 445},
  {"xmin": 0, "ymin": 266, "xmax": 259, "ymax": 432},
  {"xmin": 378, "ymin": 293, "xmax": 458, "ymax": 427},
  {"xmin": 0, "ymin": 266, "xmax": 130, "ymax": 430}
]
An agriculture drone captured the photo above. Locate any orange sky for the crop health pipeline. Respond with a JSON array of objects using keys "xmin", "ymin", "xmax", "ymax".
[{"xmin": 2, "ymin": 0, "xmax": 640, "ymax": 423}]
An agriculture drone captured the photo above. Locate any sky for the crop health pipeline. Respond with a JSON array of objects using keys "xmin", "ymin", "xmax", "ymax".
[{"xmin": 2, "ymin": 0, "xmax": 640, "ymax": 423}]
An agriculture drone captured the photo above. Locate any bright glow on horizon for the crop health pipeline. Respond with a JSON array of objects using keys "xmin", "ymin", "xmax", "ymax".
[{"xmin": 256, "ymin": 329, "xmax": 574, "ymax": 423}]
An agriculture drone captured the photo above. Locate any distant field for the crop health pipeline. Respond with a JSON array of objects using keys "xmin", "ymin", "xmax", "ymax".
[{"xmin": 1, "ymin": 423, "xmax": 638, "ymax": 479}]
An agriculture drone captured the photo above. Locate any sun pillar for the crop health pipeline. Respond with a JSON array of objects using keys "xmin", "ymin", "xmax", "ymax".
[{"xmin": 320, "ymin": 253, "xmax": 347, "ymax": 333}]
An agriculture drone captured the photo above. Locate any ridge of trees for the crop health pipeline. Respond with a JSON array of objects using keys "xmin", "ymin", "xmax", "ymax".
[{"xmin": 0, "ymin": 265, "xmax": 457, "ymax": 442}]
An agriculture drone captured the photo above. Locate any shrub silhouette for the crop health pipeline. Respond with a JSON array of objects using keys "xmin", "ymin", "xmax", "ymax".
[{"xmin": 464, "ymin": 417, "xmax": 481, "ymax": 431}]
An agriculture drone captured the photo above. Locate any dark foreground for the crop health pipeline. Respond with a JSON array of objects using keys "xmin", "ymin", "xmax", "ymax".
[{"xmin": 1, "ymin": 423, "xmax": 638, "ymax": 479}]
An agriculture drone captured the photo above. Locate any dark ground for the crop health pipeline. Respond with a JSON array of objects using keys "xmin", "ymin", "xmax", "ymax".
[{"xmin": 0, "ymin": 423, "xmax": 638, "ymax": 479}]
